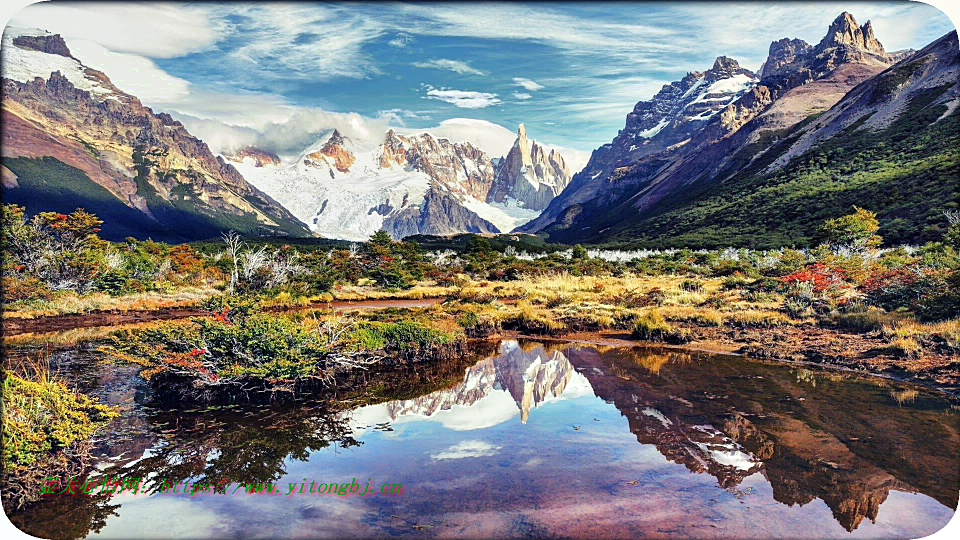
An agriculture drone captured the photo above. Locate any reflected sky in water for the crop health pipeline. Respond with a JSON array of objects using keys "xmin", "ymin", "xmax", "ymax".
[{"xmin": 9, "ymin": 340, "xmax": 959, "ymax": 539}]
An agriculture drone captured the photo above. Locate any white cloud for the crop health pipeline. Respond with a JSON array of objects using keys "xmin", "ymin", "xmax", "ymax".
[
  {"xmin": 257, "ymin": 109, "xmax": 390, "ymax": 154},
  {"xmin": 513, "ymin": 77, "xmax": 544, "ymax": 91},
  {"xmin": 164, "ymin": 90, "xmax": 297, "ymax": 129},
  {"xmin": 167, "ymin": 112, "xmax": 260, "ymax": 154},
  {"xmin": 430, "ymin": 440, "xmax": 501, "ymax": 460},
  {"xmin": 513, "ymin": 92, "xmax": 532, "ymax": 100},
  {"xmin": 10, "ymin": 2, "xmax": 221, "ymax": 58},
  {"xmin": 376, "ymin": 108, "xmax": 431, "ymax": 126},
  {"xmin": 412, "ymin": 58, "xmax": 484, "ymax": 75},
  {"xmin": 404, "ymin": 118, "xmax": 517, "ymax": 157},
  {"xmin": 173, "ymin": 106, "xmax": 392, "ymax": 157},
  {"xmin": 66, "ymin": 39, "xmax": 191, "ymax": 103},
  {"xmin": 388, "ymin": 32, "xmax": 413, "ymax": 48},
  {"xmin": 423, "ymin": 86, "xmax": 501, "ymax": 109}
]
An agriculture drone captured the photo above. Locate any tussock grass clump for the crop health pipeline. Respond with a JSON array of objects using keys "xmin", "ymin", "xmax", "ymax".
[
  {"xmin": 692, "ymin": 310, "xmax": 724, "ymax": 327},
  {"xmin": 727, "ymin": 310, "xmax": 791, "ymax": 327},
  {"xmin": 830, "ymin": 306, "xmax": 910, "ymax": 332},
  {"xmin": 3, "ymin": 287, "xmax": 221, "ymax": 319},
  {"xmin": 680, "ymin": 279, "xmax": 704, "ymax": 292},
  {"xmin": 878, "ymin": 318, "xmax": 960, "ymax": 357},
  {"xmin": 884, "ymin": 336, "xmax": 922, "ymax": 357},
  {"xmin": 721, "ymin": 274, "xmax": 753, "ymax": 290},
  {"xmin": 632, "ymin": 310, "xmax": 691, "ymax": 344},
  {"xmin": 512, "ymin": 300, "xmax": 567, "ymax": 334}
]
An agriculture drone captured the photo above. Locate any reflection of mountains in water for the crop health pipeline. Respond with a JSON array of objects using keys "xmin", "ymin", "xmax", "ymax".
[
  {"xmin": 349, "ymin": 340, "xmax": 957, "ymax": 532},
  {"xmin": 382, "ymin": 340, "xmax": 592, "ymax": 426},
  {"xmin": 561, "ymin": 345, "xmax": 959, "ymax": 532}
]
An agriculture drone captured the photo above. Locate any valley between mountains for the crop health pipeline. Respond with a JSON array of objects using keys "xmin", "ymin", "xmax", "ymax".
[
  {"xmin": 5, "ymin": 12, "xmax": 955, "ymax": 246},
  {"xmin": 3, "ymin": 7, "xmax": 960, "ymax": 537},
  {"xmin": 2, "ymin": 11, "xmax": 958, "ymax": 379}
]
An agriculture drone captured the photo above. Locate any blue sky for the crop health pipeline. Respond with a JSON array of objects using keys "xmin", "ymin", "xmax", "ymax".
[{"xmin": 8, "ymin": 1, "xmax": 957, "ymax": 156}]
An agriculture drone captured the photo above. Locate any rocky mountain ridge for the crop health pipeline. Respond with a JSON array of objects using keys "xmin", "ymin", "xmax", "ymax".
[
  {"xmin": 1, "ymin": 28, "xmax": 310, "ymax": 241},
  {"xmin": 231, "ymin": 123, "xmax": 574, "ymax": 240},
  {"xmin": 519, "ymin": 53, "xmax": 761, "ymax": 233},
  {"xmin": 520, "ymin": 12, "xmax": 958, "ymax": 247}
]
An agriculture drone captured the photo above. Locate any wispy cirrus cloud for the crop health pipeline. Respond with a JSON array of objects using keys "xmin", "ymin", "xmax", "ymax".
[
  {"xmin": 423, "ymin": 86, "xmax": 501, "ymax": 109},
  {"xmin": 513, "ymin": 92, "xmax": 532, "ymax": 100},
  {"xmin": 413, "ymin": 58, "xmax": 485, "ymax": 75}
]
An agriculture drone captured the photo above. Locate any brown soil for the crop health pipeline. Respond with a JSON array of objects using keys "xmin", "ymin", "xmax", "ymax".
[
  {"xmin": 1, "ymin": 298, "xmax": 444, "ymax": 337},
  {"xmin": 505, "ymin": 322, "xmax": 960, "ymax": 399},
  {"xmin": 5, "ymin": 299, "xmax": 956, "ymax": 398}
]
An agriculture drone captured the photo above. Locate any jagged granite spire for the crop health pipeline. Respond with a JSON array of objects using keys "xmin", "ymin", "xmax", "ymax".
[
  {"xmin": 487, "ymin": 124, "xmax": 572, "ymax": 211},
  {"xmin": 817, "ymin": 11, "xmax": 887, "ymax": 55}
]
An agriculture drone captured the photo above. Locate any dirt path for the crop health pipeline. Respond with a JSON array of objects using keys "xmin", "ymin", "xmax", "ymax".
[{"xmin": 1, "ymin": 297, "xmax": 445, "ymax": 337}]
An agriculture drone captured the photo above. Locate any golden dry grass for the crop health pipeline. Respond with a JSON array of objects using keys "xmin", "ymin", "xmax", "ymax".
[
  {"xmin": 3, "ymin": 287, "xmax": 221, "ymax": 319},
  {"xmin": 394, "ymin": 273, "xmax": 798, "ymax": 336},
  {"xmin": 3, "ymin": 321, "xmax": 166, "ymax": 349}
]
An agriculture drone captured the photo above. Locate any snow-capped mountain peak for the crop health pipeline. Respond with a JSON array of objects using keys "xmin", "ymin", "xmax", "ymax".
[
  {"xmin": 228, "ymin": 124, "xmax": 574, "ymax": 239},
  {"xmin": 1, "ymin": 27, "xmax": 124, "ymax": 102}
]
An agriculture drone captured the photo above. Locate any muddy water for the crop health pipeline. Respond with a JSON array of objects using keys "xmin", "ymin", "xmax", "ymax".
[{"xmin": 5, "ymin": 340, "xmax": 959, "ymax": 539}]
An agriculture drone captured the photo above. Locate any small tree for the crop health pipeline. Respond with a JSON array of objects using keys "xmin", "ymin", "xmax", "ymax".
[
  {"xmin": 571, "ymin": 244, "xmax": 589, "ymax": 260},
  {"xmin": 944, "ymin": 209, "xmax": 960, "ymax": 250},
  {"xmin": 222, "ymin": 231, "xmax": 242, "ymax": 293},
  {"xmin": 464, "ymin": 235, "xmax": 492, "ymax": 255},
  {"xmin": 819, "ymin": 207, "xmax": 882, "ymax": 252}
]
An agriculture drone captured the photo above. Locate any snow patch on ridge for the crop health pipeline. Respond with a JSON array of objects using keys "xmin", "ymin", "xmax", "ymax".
[{"xmin": 2, "ymin": 27, "xmax": 115, "ymax": 99}]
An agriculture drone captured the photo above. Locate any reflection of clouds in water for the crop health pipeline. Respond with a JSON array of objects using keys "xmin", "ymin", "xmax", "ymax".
[
  {"xmin": 90, "ymin": 496, "xmax": 226, "ymax": 538},
  {"xmin": 431, "ymin": 440, "xmax": 501, "ymax": 460},
  {"xmin": 75, "ymin": 341, "xmax": 957, "ymax": 540},
  {"xmin": 522, "ymin": 456, "xmax": 544, "ymax": 468}
]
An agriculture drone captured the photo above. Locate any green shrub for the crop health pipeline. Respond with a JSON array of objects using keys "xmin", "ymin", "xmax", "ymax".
[
  {"xmin": 351, "ymin": 320, "xmax": 454, "ymax": 351},
  {"xmin": 2, "ymin": 373, "xmax": 116, "ymax": 472}
]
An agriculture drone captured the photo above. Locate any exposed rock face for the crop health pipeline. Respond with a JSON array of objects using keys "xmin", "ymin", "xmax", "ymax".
[
  {"xmin": 817, "ymin": 12, "xmax": 887, "ymax": 56},
  {"xmin": 225, "ymin": 146, "xmax": 281, "ymax": 167},
  {"xmin": 11, "ymin": 34, "xmax": 73, "ymax": 58},
  {"xmin": 521, "ymin": 11, "xmax": 898, "ymax": 239},
  {"xmin": 487, "ymin": 124, "xmax": 571, "ymax": 211},
  {"xmin": 519, "ymin": 56, "xmax": 758, "ymax": 232},
  {"xmin": 304, "ymin": 129, "xmax": 355, "ymax": 173},
  {"xmin": 1, "ymin": 29, "xmax": 310, "ymax": 241},
  {"xmin": 235, "ymin": 124, "xmax": 572, "ymax": 239},
  {"xmin": 396, "ymin": 131, "xmax": 496, "ymax": 201},
  {"xmin": 759, "ymin": 38, "xmax": 812, "ymax": 80},
  {"xmin": 383, "ymin": 189, "xmax": 498, "ymax": 238}
]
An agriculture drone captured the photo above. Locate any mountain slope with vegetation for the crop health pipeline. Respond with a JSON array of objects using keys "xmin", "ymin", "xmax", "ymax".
[
  {"xmin": 530, "ymin": 16, "xmax": 958, "ymax": 249},
  {"xmin": 1, "ymin": 28, "xmax": 310, "ymax": 242}
]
